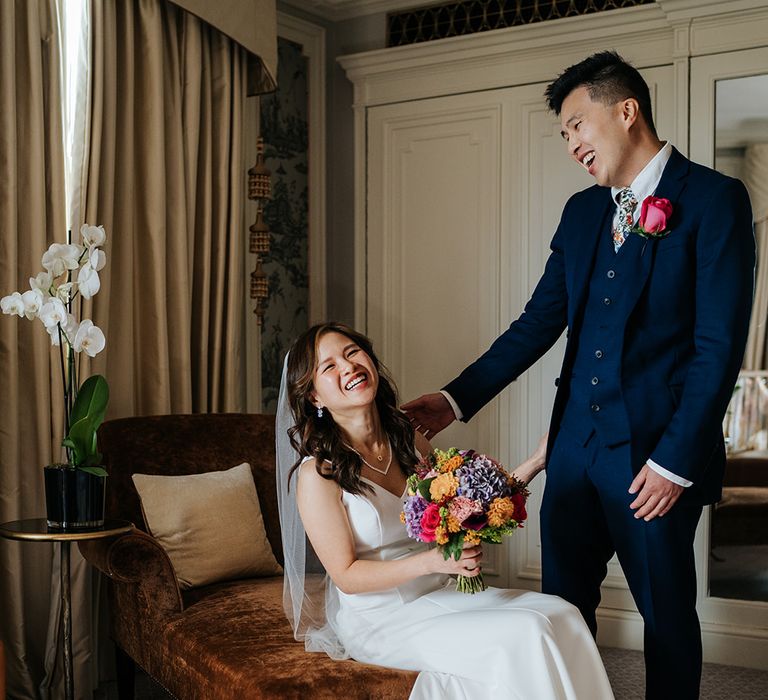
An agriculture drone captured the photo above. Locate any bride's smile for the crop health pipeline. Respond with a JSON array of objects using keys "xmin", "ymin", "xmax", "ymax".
[{"xmin": 344, "ymin": 372, "xmax": 368, "ymax": 392}]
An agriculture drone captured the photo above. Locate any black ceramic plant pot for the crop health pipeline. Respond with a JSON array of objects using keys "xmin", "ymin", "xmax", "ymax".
[{"xmin": 43, "ymin": 464, "xmax": 106, "ymax": 529}]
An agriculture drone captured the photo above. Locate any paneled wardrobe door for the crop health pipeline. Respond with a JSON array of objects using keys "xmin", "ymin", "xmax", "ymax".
[{"xmin": 367, "ymin": 90, "xmax": 507, "ymax": 578}]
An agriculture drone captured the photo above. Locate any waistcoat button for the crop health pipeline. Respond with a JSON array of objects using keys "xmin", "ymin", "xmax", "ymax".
[
  {"xmin": 607, "ymin": 270, "xmax": 615, "ymax": 279},
  {"xmin": 595, "ymin": 350, "xmax": 603, "ymax": 359},
  {"xmin": 591, "ymin": 377, "xmax": 599, "ymax": 385},
  {"xmin": 603, "ymin": 297, "xmax": 611, "ymax": 305},
  {"xmin": 591, "ymin": 404, "xmax": 600, "ymax": 412}
]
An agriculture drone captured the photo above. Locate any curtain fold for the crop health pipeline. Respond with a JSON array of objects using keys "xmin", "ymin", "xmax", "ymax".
[
  {"xmin": 171, "ymin": 0, "xmax": 277, "ymax": 92},
  {"xmin": 742, "ymin": 143, "xmax": 768, "ymax": 371},
  {"xmin": 0, "ymin": 1, "xmax": 66, "ymax": 697},
  {"xmin": 85, "ymin": 0, "xmax": 247, "ymax": 420}
]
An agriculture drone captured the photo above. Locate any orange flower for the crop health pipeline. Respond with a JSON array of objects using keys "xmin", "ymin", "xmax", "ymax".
[
  {"xmin": 446, "ymin": 514, "xmax": 462, "ymax": 533},
  {"xmin": 399, "ymin": 511, "xmax": 406, "ymax": 524},
  {"xmin": 439, "ymin": 455, "xmax": 464, "ymax": 473},
  {"xmin": 430, "ymin": 472, "xmax": 459, "ymax": 501},
  {"xmin": 463, "ymin": 530, "xmax": 480, "ymax": 546},
  {"xmin": 488, "ymin": 497, "xmax": 515, "ymax": 527},
  {"xmin": 435, "ymin": 525, "xmax": 449, "ymax": 545}
]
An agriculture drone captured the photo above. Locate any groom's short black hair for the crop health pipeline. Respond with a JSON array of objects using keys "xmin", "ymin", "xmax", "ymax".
[{"xmin": 545, "ymin": 50, "xmax": 657, "ymax": 137}]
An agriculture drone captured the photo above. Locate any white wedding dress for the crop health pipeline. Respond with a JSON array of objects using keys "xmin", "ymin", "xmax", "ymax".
[{"xmin": 329, "ymin": 476, "xmax": 615, "ymax": 700}]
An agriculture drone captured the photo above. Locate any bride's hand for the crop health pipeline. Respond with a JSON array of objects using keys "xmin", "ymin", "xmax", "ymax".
[
  {"xmin": 511, "ymin": 432, "xmax": 548, "ymax": 485},
  {"xmin": 429, "ymin": 542, "xmax": 483, "ymax": 577}
]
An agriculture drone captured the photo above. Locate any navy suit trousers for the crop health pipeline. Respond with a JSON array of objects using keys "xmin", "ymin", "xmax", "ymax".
[{"xmin": 541, "ymin": 424, "xmax": 703, "ymax": 700}]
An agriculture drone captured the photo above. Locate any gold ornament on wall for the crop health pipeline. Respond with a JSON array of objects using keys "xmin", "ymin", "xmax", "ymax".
[
  {"xmin": 249, "ymin": 137, "xmax": 272, "ymax": 200},
  {"xmin": 248, "ymin": 137, "xmax": 271, "ymax": 324}
]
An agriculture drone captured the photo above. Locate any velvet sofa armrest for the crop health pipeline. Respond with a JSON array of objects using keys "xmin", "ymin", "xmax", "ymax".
[
  {"xmin": 78, "ymin": 529, "xmax": 183, "ymax": 617},
  {"xmin": 78, "ymin": 530, "xmax": 184, "ymax": 669}
]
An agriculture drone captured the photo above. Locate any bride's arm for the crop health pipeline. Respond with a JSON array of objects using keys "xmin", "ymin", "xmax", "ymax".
[
  {"xmin": 414, "ymin": 430, "xmax": 433, "ymax": 458},
  {"xmin": 296, "ymin": 459, "xmax": 481, "ymax": 595},
  {"xmin": 511, "ymin": 432, "xmax": 548, "ymax": 485}
]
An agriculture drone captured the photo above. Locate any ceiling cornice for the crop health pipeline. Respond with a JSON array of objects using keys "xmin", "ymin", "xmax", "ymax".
[{"xmin": 280, "ymin": 0, "xmax": 427, "ymax": 21}]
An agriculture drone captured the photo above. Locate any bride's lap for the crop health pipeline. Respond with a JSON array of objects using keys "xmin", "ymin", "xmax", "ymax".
[{"xmin": 338, "ymin": 586, "xmax": 589, "ymax": 675}]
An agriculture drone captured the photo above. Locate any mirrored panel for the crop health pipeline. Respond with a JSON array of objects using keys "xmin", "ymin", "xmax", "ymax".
[{"xmin": 709, "ymin": 73, "xmax": 768, "ymax": 602}]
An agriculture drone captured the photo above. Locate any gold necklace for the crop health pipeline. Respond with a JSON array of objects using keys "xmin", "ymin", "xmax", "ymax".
[{"xmin": 345, "ymin": 440, "xmax": 393, "ymax": 476}]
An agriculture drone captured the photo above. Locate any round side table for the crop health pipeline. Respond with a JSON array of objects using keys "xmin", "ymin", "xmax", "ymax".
[{"xmin": 0, "ymin": 518, "xmax": 133, "ymax": 700}]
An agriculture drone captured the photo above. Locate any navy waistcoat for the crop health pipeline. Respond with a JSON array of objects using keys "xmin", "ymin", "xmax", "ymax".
[{"xmin": 561, "ymin": 223, "xmax": 647, "ymax": 447}]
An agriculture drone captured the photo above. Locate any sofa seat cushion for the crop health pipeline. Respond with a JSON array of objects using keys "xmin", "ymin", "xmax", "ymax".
[{"xmin": 158, "ymin": 576, "xmax": 417, "ymax": 699}]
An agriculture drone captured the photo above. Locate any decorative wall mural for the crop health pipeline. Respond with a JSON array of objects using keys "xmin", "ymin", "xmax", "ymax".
[{"xmin": 259, "ymin": 37, "xmax": 309, "ymax": 412}]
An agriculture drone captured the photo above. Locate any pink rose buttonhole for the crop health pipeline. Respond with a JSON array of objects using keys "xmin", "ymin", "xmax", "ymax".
[{"xmin": 634, "ymin": 196, "xmax": 673, "ymax": 238}]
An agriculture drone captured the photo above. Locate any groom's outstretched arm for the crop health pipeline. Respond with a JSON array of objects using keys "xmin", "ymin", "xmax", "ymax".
[{"xmin": 403, "ymin": 217, "xmax": 570, "ymax": 434}]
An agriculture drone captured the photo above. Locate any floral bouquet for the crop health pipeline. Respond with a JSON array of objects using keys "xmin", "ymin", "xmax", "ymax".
[{"xmin": 401, "ymin": 447, "xmax": 528, "ymax": 594}]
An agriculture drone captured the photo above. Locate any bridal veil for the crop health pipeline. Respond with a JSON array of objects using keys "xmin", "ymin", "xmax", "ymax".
[{"xmin": 275, "ymin": 353, "xmax": 347, "ymax": 659}]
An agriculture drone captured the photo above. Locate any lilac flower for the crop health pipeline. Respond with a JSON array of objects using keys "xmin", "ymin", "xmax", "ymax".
[
  {"xmin": 456, "ymin": 457, "xmax": 511, "ymax": 507},
  {"xmin": 403, "ymin": 495, "xmax": 429, "ymax": 539}
]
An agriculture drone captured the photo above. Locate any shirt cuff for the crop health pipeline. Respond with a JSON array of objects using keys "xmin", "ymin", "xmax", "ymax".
[
  {"xmin": 440, "ymin": 390, "xmax": 463, "ymax": 422},
  {"xmin": 647, "ymin": 459, "xmax": 693, "ymax": 488}
]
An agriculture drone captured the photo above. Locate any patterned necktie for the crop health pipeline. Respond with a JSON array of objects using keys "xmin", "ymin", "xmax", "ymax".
[{"xmin": 613, "ymin": 187, "xmax": 637, "ymax": 252}]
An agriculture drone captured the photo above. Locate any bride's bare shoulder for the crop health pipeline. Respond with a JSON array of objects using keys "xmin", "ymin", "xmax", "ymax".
[{"xmin": 297, "ymin": 457, "xmax": 339, "ymax": 497}]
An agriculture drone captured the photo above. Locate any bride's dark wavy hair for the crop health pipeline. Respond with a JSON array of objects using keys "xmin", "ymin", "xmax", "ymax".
[{"xmin": 286, "ymin": 322, "xmax": 418, "ymax": 495}]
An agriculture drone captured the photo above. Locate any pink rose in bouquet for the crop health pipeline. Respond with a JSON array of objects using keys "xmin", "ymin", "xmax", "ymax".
[{"xmin": 419, "ymin": 503, "xmax": 442, "ymax": 542}]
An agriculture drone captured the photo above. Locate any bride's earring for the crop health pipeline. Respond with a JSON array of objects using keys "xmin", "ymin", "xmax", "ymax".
[{"xmin": 316, "ymin": 406, "xmax": 324, "ymax": 418}]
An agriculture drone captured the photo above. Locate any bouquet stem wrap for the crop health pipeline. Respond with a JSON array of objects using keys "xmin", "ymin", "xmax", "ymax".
[{"xmin": 456, "ymin": 572, "xmax": 486, "ymax": 594}]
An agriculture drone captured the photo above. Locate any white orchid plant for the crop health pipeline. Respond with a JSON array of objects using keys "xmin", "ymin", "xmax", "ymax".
[{"xmin": 2, "ymin": 224, "xmax": 109, "ymax": 476}]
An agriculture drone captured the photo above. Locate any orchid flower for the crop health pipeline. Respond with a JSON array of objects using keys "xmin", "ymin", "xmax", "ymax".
[
  {"xmin": 1, "ymin": 292, "xmax": 25, "ymax": 317},
  {"xmin": 73, "ymin": 319, "xmax": 106, "ymax": 357},
  {"xmin": 41, "ymin": 243, "xmax": 81, "ymax": 277}
]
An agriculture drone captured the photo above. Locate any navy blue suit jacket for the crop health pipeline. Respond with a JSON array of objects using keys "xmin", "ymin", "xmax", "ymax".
[{"xmin": 445, "ymin": 148, "xmax": 755, "ymax": 504}]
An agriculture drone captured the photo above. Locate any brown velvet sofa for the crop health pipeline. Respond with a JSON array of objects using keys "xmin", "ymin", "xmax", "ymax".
[{"xmin": 79, "ymin": 413, "xmax": 417, "ymax": 699}]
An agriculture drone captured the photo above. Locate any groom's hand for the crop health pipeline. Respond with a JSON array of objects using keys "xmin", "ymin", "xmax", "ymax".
[
  {"xmin": 628, "ymin": 465, "xmax": 684, "ymax": 521},
  {"xmin": 401, "ymin": 393, "xmax": 456, "ymax": 439}
]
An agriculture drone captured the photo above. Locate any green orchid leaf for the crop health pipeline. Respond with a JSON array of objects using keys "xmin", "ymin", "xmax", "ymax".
[
  {"xmin": 78, "ymin": 465, "xmax": 108, "ymax": 477},
  {"xmin": 67, "ymin": 415, "xmax": 100, "ymax": 467},
  {"xmin": 70, "ymin": 375, "xmax": 109, "ymax": 428},
  {"xmin": 64, "ymin": 375, "xmax": 109, "ymax": 468}
]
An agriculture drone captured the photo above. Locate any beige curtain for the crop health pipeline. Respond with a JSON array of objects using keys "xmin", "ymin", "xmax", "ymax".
[
  {"xmin": 84, "ymin": 0, "xmax": 248, "ymax": 417},
  {"xmin": 2, "ymin": 0, "xmax": 252, "ymax": 695},
  {"xmin": 742, "ymin": 143, "xmax": 768, "ymax": 371},
  {"xmin": 0, "ymin": 1, "xmax": 67, "ymax": 698}
]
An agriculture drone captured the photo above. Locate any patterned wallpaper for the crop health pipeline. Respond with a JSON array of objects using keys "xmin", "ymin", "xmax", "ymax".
[{"xmin": 259, "ymin": 37, "xmax": 309, "ymax": 412}]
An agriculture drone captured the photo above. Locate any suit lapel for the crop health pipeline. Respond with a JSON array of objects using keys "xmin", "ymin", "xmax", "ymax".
[
  {"xmin": 622, "ymin": 147, "xmax": 690, "ymax": 315},
  {"xmin": 650, "ymin": 146, "xmax": 689, "ymax": 214}
]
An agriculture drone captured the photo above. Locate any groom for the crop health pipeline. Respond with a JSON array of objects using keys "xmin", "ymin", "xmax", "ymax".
[{"xmin": 403, "ymin": 51, "xmax": 755, "ymax": 699}]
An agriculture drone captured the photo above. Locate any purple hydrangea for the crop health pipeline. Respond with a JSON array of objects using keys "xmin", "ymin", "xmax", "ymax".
[
  {"xmin": 403, "ymin": 495, "xmax": 429, "ymax": 539},
  {"xmin": 456, "ymin": 457, "xmax": 511, "ymax": 507}
]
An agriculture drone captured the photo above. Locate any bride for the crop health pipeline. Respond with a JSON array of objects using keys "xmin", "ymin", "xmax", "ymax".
[{"xmin": 276, "ymin": 322, "xmax": 614, "ymax": 699}]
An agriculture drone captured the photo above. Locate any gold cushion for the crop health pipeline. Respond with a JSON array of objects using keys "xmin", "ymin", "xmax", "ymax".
[{"xmin": 132, "ymin": 463, "xmax": 282, "ymax": 589}]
